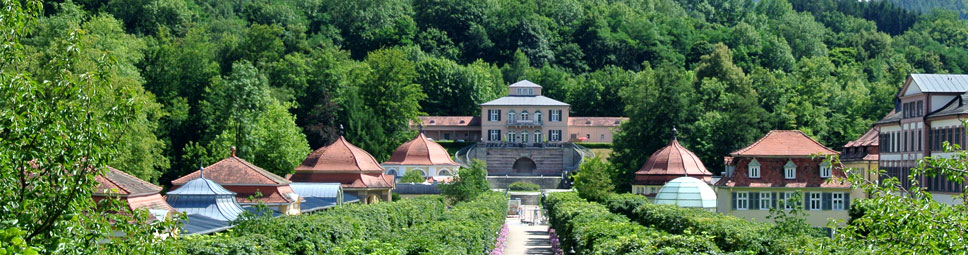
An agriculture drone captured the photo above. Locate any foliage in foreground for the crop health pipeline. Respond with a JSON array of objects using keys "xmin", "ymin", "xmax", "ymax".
[{"xmin": 168, "ymin": 193, "xmax": 507, "ymax": 255}]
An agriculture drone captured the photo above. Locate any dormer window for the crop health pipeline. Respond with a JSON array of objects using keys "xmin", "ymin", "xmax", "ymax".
[
  {"xmin": 429, "ymin": 120, "xmax": 435, "ymax": 124},
  {"xmin": 784, "ymin": 160, "xmax": 797, "ymax": 179},
  {"xmin": 748, "ymin": 158, "xmax": 760, "ymax": 178},
  {"xmin": 820, "ymin": 162, "xmax": 831, "ymax": 178}
]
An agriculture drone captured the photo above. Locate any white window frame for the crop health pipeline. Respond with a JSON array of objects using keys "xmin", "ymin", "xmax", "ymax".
[
  {"xmin": 508, "ymin": 111, "xmax": 516, "ymax": 123},
  {"xmin": 783, "ymin": 192, "xmax": 795, "ymax": 210},
  {"xmin": 759, "ymin": 192, "xmax": 771, "ymax": 210},
  {"xmin": 809, "ymin": 192, "xmax": 821, "ymax": 211},
  {"xmin": 507, "ymin": 132, "xmax": 516, "ymax": 143},
  {"xmin": 736, "ymin": 192, "xmax": 749, "ymax": 210},
  {"xmin": 832, "ymin": 192, "xmax": 845, "ymax": 210},
  {"xmin": 784, "ymin": 160, "xmax": 796, "ymax": 180},
  {"xmin": 489, "ymin": 110, "xmax": 498, "ymax": 121},
  {"xmin": 820, "ymin": 163, "xmax": 831, "ymax": 178},
  {"xmin": 489, "ymin": 130, "xmax": 500, "ymax": 141},
  {"xmin": 521, "ymin": 111, "xmax": 529, "ymax": 121},
  {"xmin": 521, "ymin": 131, "xmax": 530, "ymax": 144},
  {"xmin": 550, "ymin": 130, "xmax": 561, "ymax": 141},
  {"xmin": 551, "ymin": 110, "xmax": 560, "ymax": 122},
  {"xmin": 534, "ymin": 130, "xmax": 543, "ymax": 143},
  {"xmin": 749, "ymin": 159, "xmax": 761, "ymax": 178},
  {"xmin": 535, "ymin": 112, "xmax": 542, "ymax": 122}
]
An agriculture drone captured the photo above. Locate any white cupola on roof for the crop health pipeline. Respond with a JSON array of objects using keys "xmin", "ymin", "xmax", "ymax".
[
  {"xmin": 653, "ymin": 176, "xmax": 718, "ymax": 211},
  {"xmin": 508, "ymin": 80, "xmax": 542, "ymax": 96}
]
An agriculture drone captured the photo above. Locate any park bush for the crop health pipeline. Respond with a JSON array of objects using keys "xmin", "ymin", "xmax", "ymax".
[
  {"xmin": 600, "ymin": 193, "xmax": 842, "ymax": 254},
  {"xmin": 574, "ymin": 142, "xmax": 612, "ymax": 149},
  {"xmin": 169, "ymin": 194, "xmax": 506, "ymax": 255},
  {"xmin": 508, "ymin": 181, "xmax": 540, "ymax": 191},
  {"xmin": 543, "ymin": 192, "xmax": 720, "ymax": 255}
]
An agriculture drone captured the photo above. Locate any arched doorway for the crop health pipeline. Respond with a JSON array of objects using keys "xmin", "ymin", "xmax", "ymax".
[{"xmin": 512, "ymin": 157, "xmax": 537, "ymax": 174}]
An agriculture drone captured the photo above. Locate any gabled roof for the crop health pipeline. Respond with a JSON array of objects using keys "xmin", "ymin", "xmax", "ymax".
[
  {"xmin": 731, "ymin": 130, "xmax": 838, "ymax": 157},
  {"xmin": 844, "ymin": 127, "xmax": 879, "ymax": 148},
  {"xmin": 171, "ymin": 156, "xmax": 290, "ymax": 186},
  {"xmin": 94, "ymin": 166, "xmax": 163, "ymax": 197},
  {"xmin": 568, "ymin": 117, "xmax": 627, "ymax": 127},
  {"xmin": 418, "ymin": 116, "xmax": 480, "ymax": 127},
  {"xmin": 634, "ymin": 137, "xmax": 712, "ymax": 186},
  {"xmin": 295, "ymin": 136, "xmax": 384, "ymax": 173},
  {"xmin": 508, "ymin": 80, "xmax": 542, "ymax": 88},
  {"xmin": 383, "ymin": 133, "xmax": 458, "ymax": 166},
  {"xmin": 902, "ymin": 74, "xmax": 968, "ymax": 96}
]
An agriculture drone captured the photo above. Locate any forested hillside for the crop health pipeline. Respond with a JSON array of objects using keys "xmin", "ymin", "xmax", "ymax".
[
  {"xmin": 30, "ymin": 0, "xmax": 968, "ymax": 188},
  {"xmin": 885, "ymin": 0, "xmax": 968, "ymax": 19}
]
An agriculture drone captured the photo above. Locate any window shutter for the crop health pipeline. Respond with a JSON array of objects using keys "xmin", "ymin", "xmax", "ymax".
[
  {"xmin": 773, "ymin": 192, "xmax": 782, "ymax": 208},
  {"xmin": 823, "ymin": 193, "xmax": 832, "ymax": 210},
  {"xmin": 732, "ymin": 192, "xmax": 737, "ymax": 210},
  {"xmin": 750, "ymin": 192, "xmax": 759, "ymax": 210},
  {"xmin": 844, "ymin": 193, "xmax": 850, "ymax": 210},
  {"xmin": 803, "ymin": 193, "xmax": 808, "ymax": 210},
  {"xmin": 497, "ymin": 110, "xmax": 502, "ymax": 121}
]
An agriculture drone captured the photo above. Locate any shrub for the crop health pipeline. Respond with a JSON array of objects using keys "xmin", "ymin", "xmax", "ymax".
[
  {"xmin": 508, "ymin": 181, "xmax": 540, "ymax": 191},
  {"xmin": 575, "ymin": 142, "xmax": 612, "ymax": 149},
  {"xmin": 440, "ymin": 159, "xmax": 490, "ymax": 202},
  {"xmin": 400, "ymin": 170, "xmax": 426, "ymax": 183},
  {"xmin": 543, "ymin": 192, "xmax": 720, "ymax": 255}
]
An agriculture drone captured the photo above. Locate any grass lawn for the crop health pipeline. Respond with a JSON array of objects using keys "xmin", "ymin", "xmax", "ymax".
[{"xmin": 590, "ymin": 148, "xmax": 613, "ymax": 161}]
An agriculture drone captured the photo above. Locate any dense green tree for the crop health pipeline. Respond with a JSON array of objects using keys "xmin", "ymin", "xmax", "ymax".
[
  {"xmin": 400, "ymin": 170, "xmax": 426, "ymax": 183},
  {"xmin": 572, "ymin": 155, "xmax": 614, "ymax": 202},
  {"xmin": 440, "ymin": 159, "xmax": 490, "ymax": 202},
  {"xmin": 416, "ymin": 57, "xmax": 504, "ymax": 116}
]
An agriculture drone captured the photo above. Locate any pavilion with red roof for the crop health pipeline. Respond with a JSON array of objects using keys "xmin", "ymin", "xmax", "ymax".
[
  {"xmin": 171, "ymin": 148, "xmax": 303, "ymax": 215},
  {"xmin": 382, "ymin": 132, "xmax": 460, "ymax": 182},
  {"xmin": 288, "ymin": 136, "xmax": 395, "ymax": 203},
  {"xmin": 632, "ymin": 128, "xmax": 713, "ymax": 196}
]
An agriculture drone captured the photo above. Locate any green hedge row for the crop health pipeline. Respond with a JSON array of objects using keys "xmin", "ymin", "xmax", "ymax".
[
  {"xmin": 168, "ymin": 194, "xmax": 506, "ymax": 254},
  {"xmin": 602, "ymin": 193, "xmax": 839, "ymax": 254},
  {"xmin": 574, "ymin": 142, "xmax": 612, "ymax": 149},
  {"xmin": 508, "ymin": 181, "xmax": 540, "ymax": 191},
  {"xmin": 543, "ymin": 192, "xmax": 720, "ymax": 255}
]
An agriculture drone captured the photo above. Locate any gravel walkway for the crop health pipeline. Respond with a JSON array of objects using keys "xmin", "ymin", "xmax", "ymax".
[{"xmin": 505, "ymin": 205, "xmax": 553, "ymax": 255}]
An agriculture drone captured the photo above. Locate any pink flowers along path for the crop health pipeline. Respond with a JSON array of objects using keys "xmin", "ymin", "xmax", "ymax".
[{"xmin": 504, "ymin": 205, "xmax": 554, "ymax": 255}]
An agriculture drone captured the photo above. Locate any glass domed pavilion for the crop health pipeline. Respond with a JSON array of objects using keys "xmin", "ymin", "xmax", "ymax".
[{"xmin": 653, "ymin": 176, "xmax": 717, "ymax": 211}]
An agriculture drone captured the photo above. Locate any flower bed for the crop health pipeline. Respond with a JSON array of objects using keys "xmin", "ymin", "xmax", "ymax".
[{"xmin": 488, "ymin": 224, "xmax": 509, "ymax": 255}]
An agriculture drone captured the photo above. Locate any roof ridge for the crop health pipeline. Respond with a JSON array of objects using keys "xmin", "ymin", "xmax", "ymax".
[
  {"xmin": 105, "ymin": 166, "xmax": 163, "ymax": 194},
  {"xmin": 731, "ymin": 130, "xmax": 774, "ymax": 155},
  {"xmin": 103, "ymin": 167, "xmax": 132, "ymax": 194},
  {"xmin": 231, "ymin": 156, "xmax": 288, "ymax": 185},
  {"xmin": 340, "ymin": 136, "xmax": 363, "ymax": 171}
]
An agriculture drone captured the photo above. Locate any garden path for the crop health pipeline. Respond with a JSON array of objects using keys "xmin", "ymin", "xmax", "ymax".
[{"xmin": 505, "ymin": 205, "xmax": 554, "ymax": 255}]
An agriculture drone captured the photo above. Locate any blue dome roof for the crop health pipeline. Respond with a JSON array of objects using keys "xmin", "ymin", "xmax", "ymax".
[
  {"xmin": 166, "ymin": 177, "xmax": 244, "ymax": 222},
  {"xmin": 167, "ymin": 177, "xmax": 235, "ymax": 196},
  {"xmin": 654, "ymin": 177, "xmax": 717, "ymax": 210}
]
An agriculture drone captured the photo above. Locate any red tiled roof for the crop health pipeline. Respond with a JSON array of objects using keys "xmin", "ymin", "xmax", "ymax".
[
  {"xmin": 567, "ymin": 117, "xmax": 627, "ymax": 127},
  {"xmin": 95, "ymin": 167, "xmax": 163, "ymax": 197},
  {"xmin": 287, "ymin": 172, "xmax": 395, "ymax": 189},
  {"xmin": 383, "ymin": 133, "xmax": 458, "ymax": 166},
  {"xmin": 171, "ymin": 156, "xmax": 290, "ymax": 186},
  {"xmin": 418, "ymin": 116, "xmax": 481, "ymax": 127},
  {"xmin": 634, "ymin": 138, "xmax": 712, "ymax": 185},
  {"xmin": 731, "ymin": 130, "xmax": 838, "ymax": 157},
  {"xmin": 295, "ymin": 136, "xmax": 384, "ymax": 173},
  {"xmin": 93, "ymin": 167, "xmax": 174, "ymax": 213},
  {"xmin": 844, "ymin": 127, "xmax": 879, "ymax": 148},
  {"xmin": 715, "ymin": 158, "xmax": 850, "ymax": 188},
  {"xmin": 170, "ymin": 155, "xmax": 299, "ymax": 204}
]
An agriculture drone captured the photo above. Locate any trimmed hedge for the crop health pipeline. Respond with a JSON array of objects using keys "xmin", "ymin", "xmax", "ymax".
[
  {"xmin": 602, "ymin": 193, "xmax": 839, "ymax": 254},
  {"xmin": 543, "ymin": 192, "xmax": 720, "ymax": 255},
  {"xmin": 574, "ymin": 142, "xmax": 612, "ymax": 149},
  {"xmin": 508, "ymin": 181, "xmax": 540, "ymax": 191},
  {"xmin": 170, "ymin": 194, "xmax": 507, "ymax": 254}
]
